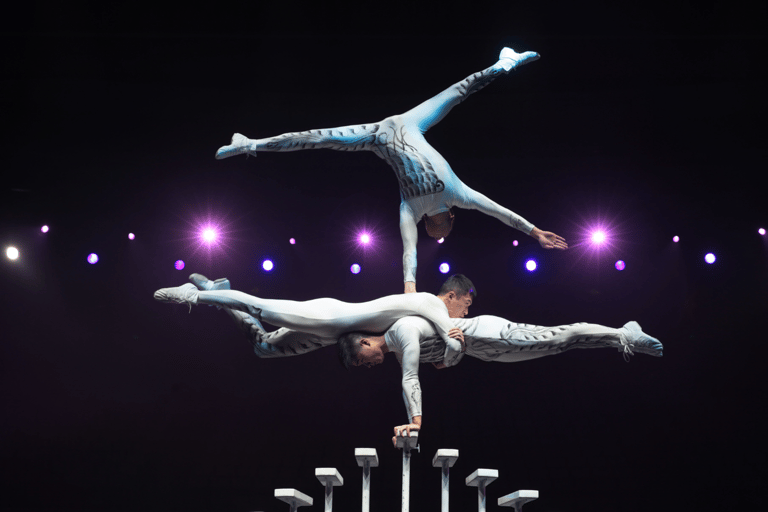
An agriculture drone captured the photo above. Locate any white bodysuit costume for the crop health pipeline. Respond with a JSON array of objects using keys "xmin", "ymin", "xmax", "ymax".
[
  {"xmin": 383, "ymin": 316, "xmax": 663, "ymax": 422},
  {"xmin": 215, "ymin": 48, "xmax": 539, "ymax": 285}
]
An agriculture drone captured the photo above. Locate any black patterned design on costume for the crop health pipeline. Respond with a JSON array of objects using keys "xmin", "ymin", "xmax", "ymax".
[{"xmin": 373, "ymin": 126, "xmax": 445, "ymax": 200}]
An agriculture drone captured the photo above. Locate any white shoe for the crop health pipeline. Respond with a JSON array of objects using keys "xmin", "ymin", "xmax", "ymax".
[
  {"xmin": 189, "ymin": 273, "xmax": 230, "ymax": 291},
  {"xmin": 497, "ymin": 47, "xmax": 540, "ymax": 72},
  {"xmin": 215, "ymin": 133, "xmax": 255, "ymax": 160},
  {"xmin": 153, "ymin": 283, "xmax": 199, "ymax": 312},
  {"xmin": 620, "ymin": 321, "xmax": 664, "ymax": 360}
]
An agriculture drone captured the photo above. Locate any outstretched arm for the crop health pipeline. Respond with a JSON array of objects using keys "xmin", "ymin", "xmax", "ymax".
[
  {"xmin": 392, "ymin": 330, "xmax": 423, "ymax": 444},
  {"xmin": 460, "ymin": 187, "xmax": 568, "ymax": 250},
  {"xmin": 400, "ymin": 203, "xmax": 420, "ymax": 293}
]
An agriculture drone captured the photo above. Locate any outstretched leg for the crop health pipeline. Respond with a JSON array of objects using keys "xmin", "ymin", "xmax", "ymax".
[
  {"xmin": 400, "ymin": 47, "xmax": 539, "ymax": 134},
  {"xmin": 188, "ymin": 274, "xmax": 332, "ymax": 358},
  {"xmin": 215, "ymin": 123, "xmax": 380, "ymax": 159},
  {"xmin": 452, "ymin": 316, "xmax": 662, "ymax": 363}
]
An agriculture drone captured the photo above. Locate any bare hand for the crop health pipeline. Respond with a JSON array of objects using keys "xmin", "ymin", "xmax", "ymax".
[
  {"xmin": 404, "ymin": 282, "xmax": 417, "ymax": 294},
  {"xmin": 448, "ymin": 327, "xmax": 466, "ymax": 352},
  {"xmin": 532, "ymin": 228, "xmax": 568, "ymax": 250},
  {"xmin": 391, "ymin": 422, "xmax": 421, "ymax": 447}
]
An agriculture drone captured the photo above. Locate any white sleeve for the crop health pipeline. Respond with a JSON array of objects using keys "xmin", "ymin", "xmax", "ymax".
[
  {"xmin": 393, "ymin": 325, "xmax": 423, "ymax": 421},
  {"xmin": 399, "ymin": 202, "xmax": 419, "ymax": 284},
  {"xmin": 457, "ymin": 185, "xmax": 535, "ymax": 234}
]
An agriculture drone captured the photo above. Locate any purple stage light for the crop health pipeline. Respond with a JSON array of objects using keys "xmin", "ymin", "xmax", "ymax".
[
  {"xmin": 591, "ymin": 230, "xmax": 607, "ymax": 245},
  {"xmin": 6, "ymin": 247, "xmax": 19, "ymax": 260},
  {"xmin": 673, "ymin": 236, "xmax": 679, "ymax": 243},
  {"xmin": 359, "ymin": 233, "xmax": 371, "ymax": 245},
  {"xmin": 201, "ymin": 227, "xmax": 218, "ymax": 245},
  {"xmin": 262, "ymin": 259, "xmax": 274, "ymax": 271},
  {"xmin": 87, "ymin": 253, "xmax": 99, "ymax": 264},
  {"xmin": 759, "ymin": 228, "xmax": 766, "ymax": 236},
  {"xmin": 439, "ymin": 262, "xmax": 450, "ymax": 274},
  {"xmin": 41, "ymin": 225, "xmax": 49, "ymax": 233},
  {"xmin": 437, "ymin": 237, "xmax": 444, "ymax": 244},
  {"xmin": 289, "ymin": 238, "xmax": 296, "ymax": 245},
  {"xmin": 525, "ymin": 259, "xmax": 537, "ymax": 272},
  {"xmin": 705, "ymin": 253, "xmax": 716, "ymax": 264},
  {"xmin": 615, "ymin": 260, "xmax": 626, "ymax": 271},
  {"xmin": 350, "ymin": 263, "xmax": 361, "ymax": 274},
  {"xmin": 513, "ymin": 240, "xmax": 519, "ymax": 247},
  {"xmin": 174, "ymin": 260, "xmax": 185, "ymax": 270},
  {"xmin": 128, "ymin": 233, "xmax": 135, "ymax": 240}
]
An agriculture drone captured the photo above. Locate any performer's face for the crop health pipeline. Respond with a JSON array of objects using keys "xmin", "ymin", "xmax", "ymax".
[
  {"xmin": 355, "ymin": 340, "xmax": 385, "ymax": 368},
  {"xmin": 444, "ymin": 292, "xmax": 472, "ymax": 318}
]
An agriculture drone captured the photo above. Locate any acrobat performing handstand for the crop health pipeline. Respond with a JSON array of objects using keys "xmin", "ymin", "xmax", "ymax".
[
  {"xmin": 337, "ymin": 313, "xmax": 663, "ymax": 444},
  {"xmin": 215, "ymin": 47, "xmax": 568, "ymax": 293},
  {"xmin": 154, "ymin": 274, "xmax": 662, "ymax": 442}
]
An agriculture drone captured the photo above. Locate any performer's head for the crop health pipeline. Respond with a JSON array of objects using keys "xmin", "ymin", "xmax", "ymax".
[
  {"xmin": 423, "ymin": 209, "xmax": 455, "ymax": 239},
  {"xmin": 338, "ymin": 332, "xmax": 385, "ymax": 369},
  {"xmin": 437, "ymin": 274, "xmax": 476, "ymax": 318}
]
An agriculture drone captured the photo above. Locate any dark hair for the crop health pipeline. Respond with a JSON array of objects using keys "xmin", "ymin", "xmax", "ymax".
[
  {"xmin": 438, "ymin": 274, "xmax": 477, "ymax": 299},
  {"xmin": 423, "ymin": 210, "xmax": 455, "ymax": 239},
  {"xmin": 337, "ymin": 332, "xmax": 367, "ymax": 370}
]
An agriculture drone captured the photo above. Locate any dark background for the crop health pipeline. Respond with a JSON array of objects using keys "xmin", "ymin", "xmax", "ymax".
[{"xmin": 1, "ymin": 1, "xmax": 766, "ymax": 511}]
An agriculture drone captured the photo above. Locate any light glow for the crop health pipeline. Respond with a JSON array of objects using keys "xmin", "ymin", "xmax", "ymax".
[
  {"xmin": 359, "ymin": 233, "xmax": 371, "ymax": 245},
  {"xmin": 87, "ymin": 253, "xmax": 99, "ymax": 264},
  {"xmin": 526, "ymin": 259, "xmax": 537, "ymax": 272},
  {"xmin": 262, "ymin": 259, "xmax": 274, "ymax": 271},
  {"xmin": 175, "ymin": 260, "xmax": 185, "ymax": 270},
  {"xmin": 128, "ymin": 233, "xmax": 135, "ymax": 240},
  {"xmin": 41, "ymin": 225, "xmax": 49, "ymax": 233},
  {"xmin": 6, "ymin": 247, "xmax": 19, "ymax": 260},
  {"xmin": 673, "ymin": 236, "xmax": 680, "ymax": 243},
  {"xmin": 591, "ymin": 230, "xmax": 607, "ymax": 245},
  {"xmin": 759, "ymin": 228, "xmax": 766, "ymax": 236},
  {"xmin": 615, "ymin": 260, "xmax": 626, "ymax": 271},
  {"xmin": 439, "ymin": 262, "xmax": 450, "ymax": 274},
  {"xmin": 705, "ymin": 253, "xmax": 716, "ymax": 264},
  {"xmin": 350, "ymin": 263, "xmax": 361, "ymax": 274},
  {"xmin": 289, "ymin": 238, "xmax": 296, "ymax": 245}
]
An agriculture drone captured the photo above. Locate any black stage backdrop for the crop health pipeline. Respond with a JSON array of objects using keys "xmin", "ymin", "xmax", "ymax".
[{"xmin": 1, "ymin": 2, "xmax": 766, "ymax": 511}]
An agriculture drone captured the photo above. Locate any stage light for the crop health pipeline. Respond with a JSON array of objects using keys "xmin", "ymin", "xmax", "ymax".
[
  {"xmin": 439, "ymin": 262, "xmax": 450, "ymax": 274},
  {"xmin": 175, "ymin": 260, "xmax": 185, "ymax": 270},
  {"xmin": 705, "ymin": 253, "xmax": 716, "ymax": 264},
  {"xmin": 87, "ymin": 253, "xmax": 99, "ymax": 264},
  {"xmin": 591, "ymin": 230, "xmax": 607, "ymax": 245},
  {"xmin": 6, "ymin": 247, "xmax": 19, "ymax": 260},
  {"xmin": 201, "ymin": 227, "xmax": 218, "ymax": 245},
  {"xmin": 437, "ymin": 238, "xmax": 444, "ymax": 244},
  {"xmin": 760, "ymin": 228, "xmax": 766, "ymax": 236},
  {"xmin": 359, "ymin": 233, "xmax": 371, "ymax": 245},
  {"xmin": 615, "ymin": 260, "xmax": 626, "ymax": 271},
  {"xmin": 289, "ymin": 238, "xmax": 296, "ymax": 245},
  {"xmin": 512, "ymin": 240, "xmax": 519, "ymax": 247},
  {"xmin": 673, "ymin": 236, "xmax": 679, "ymax": 243},
  {"xmin": 262, "ymin": 259, "xmax": 274, "ymax": 271},
  {"xmin": 350, "ymin": 263, "xmax": 361, "ymax": 274},
  {"xmin": 41, "ymin": 225, "xmax": 49, "ymax": 233},
  {"xmin": 128, "ymin": 233, "xmax": 135, "ymax": 240},
  {"xmin": 525, "ymin": 259, "xmax": 537, "ymax": 272}
]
